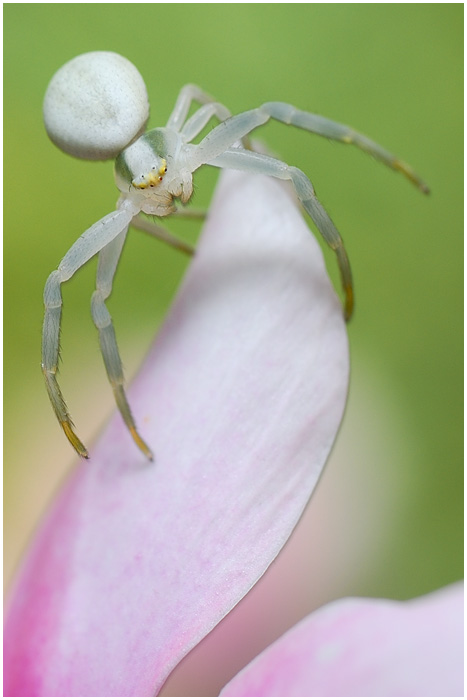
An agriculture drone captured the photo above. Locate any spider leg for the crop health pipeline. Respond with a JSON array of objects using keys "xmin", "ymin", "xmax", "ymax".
[
  {"xmin": 260, "ymin": 102, "xmax": 430, "ymax": 194},
  {"xmin": 189, "ymin": 103, "xmax": 429, "ymax": 193},
  {"xmin": 172, "ymin": 90, "xmax": 251, "ymax": 148},
  {"xmin": 42, "ymin": 201, "xmax": 139, "ymax": 458},
  {"xmin": 181, "ymin": 103, "xmax": 232, "ymax": 142},
  {"xmin": 208, "ymin": 148, "xmax": 354, "ymax": 320},
  {"xmin": 166, "ymin": 84, "xmax": 220, "ymax": 131},
  {"xmin": 131, "ymin": 214, "xmax": 196, "ymax": 256},
  {"xmin": 172, "ymin": 207, "xmax": 206, "ymax": 220},
  {"xmin": 91, "ymin": 230, "xmax": 153, "ymax": 461}
]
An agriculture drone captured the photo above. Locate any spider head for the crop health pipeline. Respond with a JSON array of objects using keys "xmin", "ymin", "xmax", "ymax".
[
  {"xmin": 115, "ymin": 131, "xmax": 168, "ymax": 191},
  {"xmin": 115, "ymin": 128, "xmax": 192, "ymax": 214}
]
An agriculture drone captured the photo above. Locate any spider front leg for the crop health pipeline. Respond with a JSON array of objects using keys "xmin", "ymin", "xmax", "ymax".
[
  {"xmin": 42, "ymin": 200, "xmax": 138, "ymax": 458},
  {"xmin": 260, "ymin": 102, "xmax": 430, "ymax": 194},
  {"xmin": 209, "ymin": 148, "xmax": 354, "ymax": 320},
  {"xmin": 91, "ymin": 230, "xmax": 153, "ymax": 460},
  {"xmin": 189, "ymin": 102, "xmax": 428, "ymax": 318},
  {"xmin": 190, "ymin": 102, "xmax": 429, "ymax": 194}
]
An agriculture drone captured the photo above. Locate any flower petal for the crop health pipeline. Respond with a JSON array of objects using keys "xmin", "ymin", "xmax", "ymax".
[
  {"xmin": 4, "ymin": 171, "xmax": 348, "ymax": 696},
  {"xmin": 221, "ymin": 582, "xmax": 464, "ymax": 697}
]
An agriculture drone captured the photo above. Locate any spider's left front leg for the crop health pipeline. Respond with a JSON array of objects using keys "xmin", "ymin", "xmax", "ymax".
[
  {"xmin": 207, "ymin": 148, "xmax": 354, "ymax": 320},
  {"xmin": 91, "ymin": 229, "xmax": 153, "ymax": 460}
]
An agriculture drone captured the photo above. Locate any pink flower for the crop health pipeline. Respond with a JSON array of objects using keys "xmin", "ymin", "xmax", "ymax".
[
  {"xmin": 221, "ymin": 582, "xmax": 463, "ymax": 697},
  {"xmin": 4, "ymin": 171, "xmax": 348, "ymax": 696},
  {"xmin": 5, "ymin": 171, "xmax": 462, "ymax": 697}
]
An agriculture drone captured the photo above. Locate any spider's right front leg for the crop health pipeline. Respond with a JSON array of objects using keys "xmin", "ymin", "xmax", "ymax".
[{"xmin": 42, "ymin": 201, "xmax": 138, "ymax": 458}]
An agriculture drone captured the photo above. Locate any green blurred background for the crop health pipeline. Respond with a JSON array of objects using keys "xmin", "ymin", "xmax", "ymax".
[{"xmin": 4, "ymin": 0, "xmax": 462, "ymax": 632}]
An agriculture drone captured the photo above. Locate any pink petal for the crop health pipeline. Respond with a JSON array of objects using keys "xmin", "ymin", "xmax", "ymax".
[
  {"xmin": 4, "ymin": 171, "xmax": 348, "ymax": 696},
  {"xmin": 221, "ymin": 582, "xmax": 464, "ymax": 697}
]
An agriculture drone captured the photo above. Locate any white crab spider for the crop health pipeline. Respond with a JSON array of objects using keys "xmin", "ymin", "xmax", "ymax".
[{"xmin": 42, "ymin": 51, "xmax": 429, "ymax": 460}]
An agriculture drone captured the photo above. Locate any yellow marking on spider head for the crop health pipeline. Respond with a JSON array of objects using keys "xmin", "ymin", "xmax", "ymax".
[{"xmin": 132, "ymin": 159, "xmax": 167, "ymax": 189}]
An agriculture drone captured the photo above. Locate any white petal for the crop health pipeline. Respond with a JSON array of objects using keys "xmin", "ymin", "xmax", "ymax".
[{"xmin": 4, "ymin": 171, "xmax": 349, "ymax": 696}]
